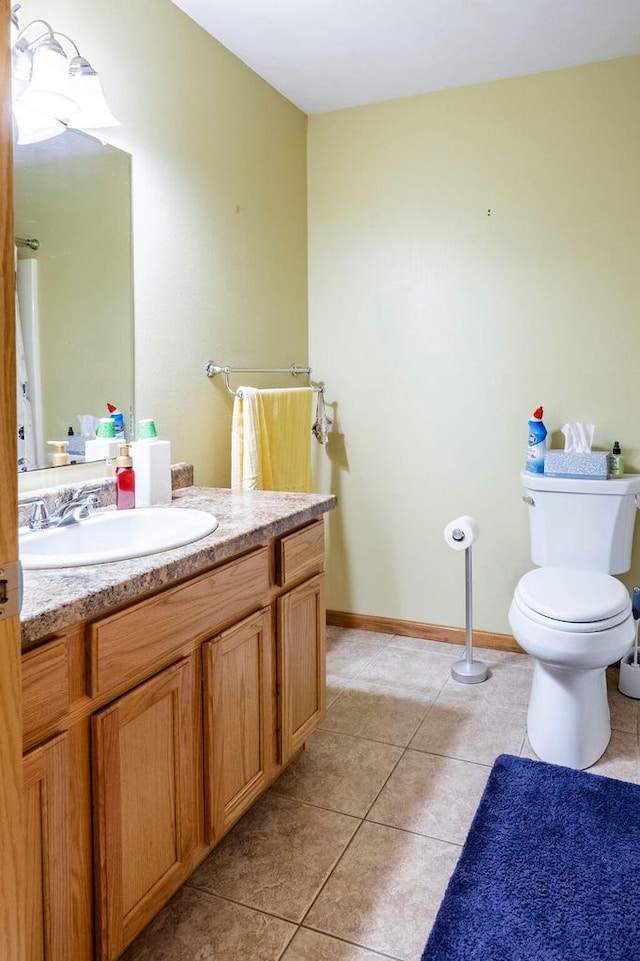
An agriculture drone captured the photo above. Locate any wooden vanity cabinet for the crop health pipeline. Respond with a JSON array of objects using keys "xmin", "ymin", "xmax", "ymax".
[
  {"xmin": 21, "ymin": 517, "xmax": 328, "ymax": 961},
  {"xmin": 202, "ymin": 558, "xmax": 327, "ymax": 842},
  {"xmin": 22, "ymin": 626, "xmax": 93, "ymax": 961},
  {"xmin": 23, "ymin": 733, "xmax": 72, "ymax": 961},
  {"xmin": 203, "ymin": 608, "xmax": 274, "ymax": 843},
  {"xmin": 277, "ymin": 574, "xmax": 326, "ymax": 764},
  {"xmin": 91, "ymin": 655, "xmax": 199, "ymax": 961}
]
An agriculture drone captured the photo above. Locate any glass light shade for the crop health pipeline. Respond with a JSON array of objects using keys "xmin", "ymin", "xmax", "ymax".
[
  {"xmin": 11, "ymin": 43, "xmax": 33, "ymax": 101},
  {"xmin": 67, "ymin": 71, "xmax": 119, "ymax": 130},
  {"xmin": 10, "ymin": 9, "xmax": 20, "ymax": 47},
  {"xmin": 13, "ymin": 101, "xmax": 66, "ymax": 145},
  {"xmin": 19, "ymin": 41, "xmax": 76, "ymax": 119}
]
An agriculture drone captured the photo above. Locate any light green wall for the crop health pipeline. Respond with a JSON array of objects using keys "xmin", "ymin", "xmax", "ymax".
[
  {"xmin": 15, "ymin": 4, "xmax": 640, "ymax": 638},
  {"xmin": 308, "ymin": 57, "xmax": 640, "ymax": 634},
  {"xmin": 20, "ymin": 0, "xmax": 308, "ymax": 488}
]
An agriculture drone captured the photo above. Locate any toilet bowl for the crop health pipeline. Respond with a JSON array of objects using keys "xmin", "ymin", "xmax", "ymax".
[{"xmin": 509, "ymin": 567, "xmax": 634, "ymax": 770}]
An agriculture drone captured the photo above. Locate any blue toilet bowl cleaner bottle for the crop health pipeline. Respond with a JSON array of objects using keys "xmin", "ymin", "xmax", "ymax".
[
  {"xmin": 107, "ymin": 403, "xmax": 126, "ymax": 439},
  {"xmin": 526, "ymin": 406, "xmax": 547, "ymax": 474}
]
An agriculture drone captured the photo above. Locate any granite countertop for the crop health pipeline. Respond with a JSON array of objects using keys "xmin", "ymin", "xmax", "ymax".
[{"xmin": 21, "ymin": 486, "xmax": 337, "ymax": 651}]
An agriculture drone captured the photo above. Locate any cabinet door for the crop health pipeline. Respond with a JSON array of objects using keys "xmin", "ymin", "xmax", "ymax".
[
  {"xmin": 23, "ymin": 732, "xmax": 72, "ymax": 961},
  {"xmin": 277, "ymin": 574, "xmax": 326, "ymax": 764},
  {"xmin": 92, "ymin": 656, "xmax": 198, "ymax": 961},
  {"xmin": 203, "ymin": 609, "xmax": 273, "ymax": 844}
]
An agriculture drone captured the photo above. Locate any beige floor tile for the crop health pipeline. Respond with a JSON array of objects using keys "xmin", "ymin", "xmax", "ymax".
[
  {"xmin": 271, "ymin": 729, "xmax": 403, "ymax": 816},
  {"xmin": 327, "ymin": 674, "xmax": 352, "ymax": 707},
  {"xmin": 367, "ymin": 751, "xmax": 489, "ymax": 845},
  {"xmin": 607, "ymin": 673, "xmax": 639, "ymax": 735},
  {"xmin": 435, "ymin": 662, "xmax": 532, "ymax": 713},
  {"xmin": 282, "ymin": 928, "xmax": 393, "ymax": 960},
  {"xmin": 187, "ymin": 793, "xmax": 359, "ymax": 922},
  {"xmin": 386, "ymin": 635, "xmax": 464, "ymax": 656},
  {"xmin": 356, "ymin": 647, "xmax": 454, "ymax": 696},
  {"xmin": 385, "ymin": 636, "xmax": 530, "ymax": 670},
  {"xmin": 327, "ymin": 626, "xmax": 393, "ymax": 647},
  {"xmin": 320, "ymin": 677, "xmax": 433, "ymax": 747},
  {"xmin": 327, "ymin": 632, "xmax": 389, "ymax": 678},
  {"xmin": 305, "ymin": 821, "xmax": 459, "ymax": 961},
  {"xmin": 120, "ymin": 886, "xmax": 295, "ymax": 961},
  {"xmin": 386, "ymin": 636, "xmax": 526, "ymax": 660},
  {"xmin": 473, "ymin": 646, "xmax": 531, "ymax": 668},
  {"xmin": 410, "ymin": 695, "xmax": 527, "ymax": 766},
  {"xmin": 522, "ymin": 730, "xmax": 640, "ymax": 783},
  {"xmin": 588, "ymin": 730, "xmax": 640, "ymax": 782}
]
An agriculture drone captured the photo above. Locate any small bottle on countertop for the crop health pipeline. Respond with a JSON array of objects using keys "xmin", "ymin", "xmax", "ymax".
[
  {"xmin": 130, "ymin": 419, "xmax": 171, "ymax": 507},
  {"xmin": 609, "ymin": 441, "xmax": 624, "ymax": 479},
  {"xmin": 115, "ymin": 444, "xmax": 135, "ymax": 510}
]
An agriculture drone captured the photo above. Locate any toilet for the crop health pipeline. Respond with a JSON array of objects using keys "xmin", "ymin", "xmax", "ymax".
[{"xmin": 508, "ymin": 471, "xmax": 640, "ymax": 770}]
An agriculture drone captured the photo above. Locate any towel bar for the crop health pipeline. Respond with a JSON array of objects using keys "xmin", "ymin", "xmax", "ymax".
[{"xmin": 205, "ymin": 360, "xmax": 321, "ymax": 397}]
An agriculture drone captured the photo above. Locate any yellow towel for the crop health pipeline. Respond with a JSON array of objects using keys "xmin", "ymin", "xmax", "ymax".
[{"xmin": 231, "ymin": 387, "xmax": 314, "ymax": 492}]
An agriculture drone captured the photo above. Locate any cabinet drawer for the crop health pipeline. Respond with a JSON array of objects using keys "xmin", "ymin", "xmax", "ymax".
[
  {"xmin": 22, "ymin": 638, "xmax": 71, "ymax": 743},
  {"xmin": 276, "ymin": 520, "xmax": 325, "ymax": 587},
  {"xmin": 89, "ymin": 547, "xmax": 270, "ymax": 697}
]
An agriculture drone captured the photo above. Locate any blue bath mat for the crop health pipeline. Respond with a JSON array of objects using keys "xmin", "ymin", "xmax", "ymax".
[{"xmin": 422, "ymin": 754, "xmax": 640, "ymax": 960}]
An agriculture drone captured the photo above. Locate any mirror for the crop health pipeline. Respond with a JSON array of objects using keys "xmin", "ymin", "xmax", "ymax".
[{"xmin": 14, "ymin": 130, "xmax": 134, "ymax": 471}]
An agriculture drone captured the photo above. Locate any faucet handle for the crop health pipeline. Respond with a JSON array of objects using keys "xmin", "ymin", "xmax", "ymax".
[
  {"xmin": 76, "ymin": 484, "xmax": 102, "ymax": 500},
  {"xmin": 21, "ymin": 497, "xmax": 51, "ymax": 530}
]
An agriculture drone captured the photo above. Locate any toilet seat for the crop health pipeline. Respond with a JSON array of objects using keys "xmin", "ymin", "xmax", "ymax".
[{"xmin": 514, "ymin": 567, "xmax": 630, "ymax": 632}]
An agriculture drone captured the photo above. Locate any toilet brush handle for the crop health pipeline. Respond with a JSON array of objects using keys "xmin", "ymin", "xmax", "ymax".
[
  {"xmin": 631, "ymin": 587, "xmax": 640, "ymax": 667},
  {"xmin": 633, "ymin": 586, "xmax": 640, "ymax": 621}
]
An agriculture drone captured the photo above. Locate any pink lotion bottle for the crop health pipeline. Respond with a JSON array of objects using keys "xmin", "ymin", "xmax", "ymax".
[{"xmin": 115, "ymin": 444, "xmax": 135, "ymax": 510}]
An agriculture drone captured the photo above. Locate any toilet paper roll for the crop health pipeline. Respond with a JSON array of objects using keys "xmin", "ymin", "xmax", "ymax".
[{"xmin": 444, "ymin": 515, "xmax": 479, "ymax": 551}]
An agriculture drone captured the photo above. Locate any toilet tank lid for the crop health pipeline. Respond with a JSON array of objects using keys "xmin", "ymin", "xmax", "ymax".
[
  {"xmin": 520, "ymin": 471, "xmax": 640, "ymax": 495},
  {"xmin": 516, "ymin": 568, "xmax": 630, "ymax": 622}
]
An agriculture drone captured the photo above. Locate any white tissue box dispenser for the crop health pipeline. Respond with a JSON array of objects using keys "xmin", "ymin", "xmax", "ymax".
[{"xmin": 544, "ymin": 451, "xmax": 609, "ymax": 480}]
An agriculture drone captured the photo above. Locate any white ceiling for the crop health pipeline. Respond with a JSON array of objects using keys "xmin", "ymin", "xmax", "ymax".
[{"xmin": 170, "ymin": 0, "xmax": 640, "ymax": 114}]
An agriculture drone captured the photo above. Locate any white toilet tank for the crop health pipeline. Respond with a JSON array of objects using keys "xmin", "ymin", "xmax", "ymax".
[{"xmin": 521, "ymin": 471, "xmax": 640, "ymax": 574}]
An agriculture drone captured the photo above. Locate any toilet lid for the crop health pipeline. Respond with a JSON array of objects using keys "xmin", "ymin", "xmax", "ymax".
[{"xmin": 516, "ymin": 567, "xmax": 630, "ymax": 623}]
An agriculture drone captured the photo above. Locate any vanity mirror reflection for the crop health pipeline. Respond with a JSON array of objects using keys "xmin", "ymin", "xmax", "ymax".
[{"xmin": 14, "ymin": 130, "xmax": 134, "ymax": 472}]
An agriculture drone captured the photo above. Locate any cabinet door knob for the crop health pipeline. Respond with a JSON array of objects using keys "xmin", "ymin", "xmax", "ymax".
[{"xmin": 522, "ymin": 495, "xmax": 535, "ymax": 506}]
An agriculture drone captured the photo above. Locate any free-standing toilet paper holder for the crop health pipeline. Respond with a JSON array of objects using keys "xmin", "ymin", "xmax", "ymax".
[{"xmin": 449, "ymin": 526, "xmax": 488, "ymax": 684}]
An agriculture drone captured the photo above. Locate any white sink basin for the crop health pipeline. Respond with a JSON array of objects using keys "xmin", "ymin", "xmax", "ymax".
[{"xmin": 19, "ymin": 507, "xmax": 219, "ymax": 569}]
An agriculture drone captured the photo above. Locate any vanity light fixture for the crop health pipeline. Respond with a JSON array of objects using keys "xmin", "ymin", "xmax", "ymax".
[{"xmin": 10, "ymin": 4, "xmax": 119, "ymax": 145}]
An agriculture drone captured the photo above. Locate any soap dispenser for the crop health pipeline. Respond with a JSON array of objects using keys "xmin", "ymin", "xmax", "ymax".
[
  {"xmin": 115, "ymin": 444, "xmax": 135, "ymax": 510},
  {"xmin": 48, "ymin": 440, "xmax": 70, "ymax": 467}
]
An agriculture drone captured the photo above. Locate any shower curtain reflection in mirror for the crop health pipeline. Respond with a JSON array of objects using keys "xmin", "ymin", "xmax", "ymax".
[{"xmin": 16, "ymin": 255, "xmax": 42, "ymax": 470}]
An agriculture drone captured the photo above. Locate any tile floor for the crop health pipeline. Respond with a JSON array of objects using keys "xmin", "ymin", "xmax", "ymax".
[{"xmin": 121, "ymin": 626, "xmax": 640, "ymax": 961}]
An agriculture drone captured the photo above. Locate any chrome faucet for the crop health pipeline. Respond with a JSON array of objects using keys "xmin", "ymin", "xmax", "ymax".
[
  {"xmin": 53, "ymin": 489, "xmax": 101, "ymax": 527},
  {"xmin": 23, "ymin": 487, "xmax": 101, "ymax": 530}
]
